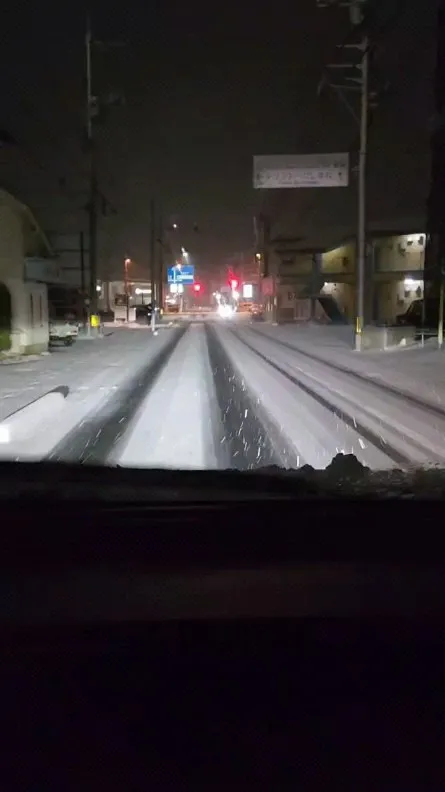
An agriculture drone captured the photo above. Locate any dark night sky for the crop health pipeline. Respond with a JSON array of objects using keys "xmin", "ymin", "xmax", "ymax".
[{"xmin": 0, "ymin": 0, "xmax": 436, "ymax": 279}]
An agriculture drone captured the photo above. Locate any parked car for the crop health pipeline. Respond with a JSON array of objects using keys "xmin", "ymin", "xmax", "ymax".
[{"xmin": 49, "ymin": 319, "xmax": 79, "ymax": 346}]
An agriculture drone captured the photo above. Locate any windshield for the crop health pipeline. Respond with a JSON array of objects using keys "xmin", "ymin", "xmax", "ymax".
[{"xmin": 0, "ymin": 1, "xmax": 440, "ymax": 481}]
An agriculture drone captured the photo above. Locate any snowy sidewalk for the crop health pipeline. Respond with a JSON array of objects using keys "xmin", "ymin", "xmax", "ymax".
[
  {"xmin": 0, "ymin": 327, "xmax": 161, "ymax": 420},
  {"xmin": 251, "ymin": 324, "xmax": 445, "ymax": 409}
]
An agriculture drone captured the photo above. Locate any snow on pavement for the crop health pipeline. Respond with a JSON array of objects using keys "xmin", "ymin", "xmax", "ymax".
[
  {"xmin": 4, "ymin": 315, "xmax": 445, "ymax": 473},
  {"xmin": 250, "ymin": 322, "xmax": 445, "ymax": 408},
  {"xmin": 213, "ymin": 324, "xmax": 392, "ymax": 470},
  {"xmin": 113, "ymin": 324, "xmax": 218, "ymax": 469},
  {"xmin": 0, "ymin": 328, "xmax": 176, "ymax": 461},
  {"xmin": 231, "ymin": 326, "xmax": 445, "ymax": 469},
  {"xmin": 0, "ymin": 330, "xmax": 154, "ymax": 420}
]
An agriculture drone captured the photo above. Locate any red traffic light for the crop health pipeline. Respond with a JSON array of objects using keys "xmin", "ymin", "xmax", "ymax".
[
  {"xmin": 193, "ymin": 283, "xmax": 201, "ymax": 292},
  {"xmin": 230, "ymin": 278, "xmax": 238, "ymax": 290}
]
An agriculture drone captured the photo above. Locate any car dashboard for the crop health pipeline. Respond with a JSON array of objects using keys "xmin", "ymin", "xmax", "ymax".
[{"xmin": 1, "ymin": 462, "xmax": 444, "ymax": 789}]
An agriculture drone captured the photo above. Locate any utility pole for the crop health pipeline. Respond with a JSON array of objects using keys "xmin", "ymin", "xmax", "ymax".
[
  {"xmin": 80, "ymin": 231, "xmax": 86, "ymax": 325},
  {"xmin": 80, "ymin": 231, "xmax": 86, "ymax": 297},
  {"xmin": 357, "ymin": 29, "xmax": 369, "ymax": 351},
  {"xmin": 157, "ymin": 206, "xmax": 164, "ymax": 315},
  {"xmin": 85, "ymin": 14, "xmax": 125, "ymax": 324},
  {"xmin": 426, "ymin": 0, "xmax": 445, "ymax": 348},
  {"xmin": 317, "ymin": 0, "xmax": 372, "ymax": 350},
  {"xmin": 149, "ymin": 198, "xmax": 157, "ymax": 332},
  {"xmin": 86, "ymin": 13, "xmax": 98, "ymax": 320}
]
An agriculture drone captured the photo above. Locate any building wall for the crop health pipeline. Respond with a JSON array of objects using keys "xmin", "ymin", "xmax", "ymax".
[
  {"xmin": 5, "ymin": 278, "xmax": 49, "ymax": 354},
  {"xmin": 0, "ymin": 195, "xmax": 51, "ymax": 354},
  {"xmin": 270, "ymin": 233, "xmax": 427, "ymax": 325},
  {"xmin": 374, "ymin": 234, "xmax": 425, "ymax": 273},
  {"xmin": 372, "ymin": 235, "xmax": 425, "ymax": 322},
  {"xmin": 0, "ymin": 205, "xmax": 24, "ymax": 280},
  {"xmin": 323, "ymin": 235, "xmax": 426, "ymax": 324},
  {"xmin": 277, "ymin": 252, "xmax": 313, "ymax": 277},
  {"xmin": 322, "ymin": 244, "xmax": 354, "ymax": 275}
]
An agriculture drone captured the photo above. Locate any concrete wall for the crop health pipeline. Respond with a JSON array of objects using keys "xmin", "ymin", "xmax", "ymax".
[{"xmin": 362, "ymin": 325, "xmax": 417, "ymax": 351}]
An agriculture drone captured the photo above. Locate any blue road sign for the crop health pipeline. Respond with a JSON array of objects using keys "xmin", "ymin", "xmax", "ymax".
[{"xmin": 167, "ymin": 264, "xmax": 195, "ymax": 284}]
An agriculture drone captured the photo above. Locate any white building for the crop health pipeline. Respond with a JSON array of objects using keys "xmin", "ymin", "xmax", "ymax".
[{"xmin": 0, "ymin": 189, "xmax": 53, "ymax": 355}]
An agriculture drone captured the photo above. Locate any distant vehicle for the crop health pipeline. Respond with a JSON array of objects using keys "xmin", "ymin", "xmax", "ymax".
[
  {"xmin": 49, "ymin": 319, "xmax": 79, "ymax": 346},
  {"xmin": 165, "ymin": 302, "xmax": 180, "ymax": 314},
  {"xmin": 218, "ymin": 303, "xmax": 234, "ymax": 319},
  {"xmin": 250, "ymin": 304, "xmax": 264, "ymax": 322}
]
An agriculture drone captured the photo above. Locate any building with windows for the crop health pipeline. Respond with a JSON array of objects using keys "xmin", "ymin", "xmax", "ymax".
[{"xmin": 257, "ymin": 223, "xmax": 427, "ymax": 325}]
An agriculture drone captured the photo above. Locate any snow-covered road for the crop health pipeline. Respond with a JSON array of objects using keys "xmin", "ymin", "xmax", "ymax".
[
  {"xmin": 111, "ymin": 324, "xmax": 219, "ymax": 469},
  {"xmin": 217, "ymin": 323, "xmax": 445, "ymax": 470},
  {"xmin": 1, "ymin": 318, "xmax": 445, "ymax": 471}
]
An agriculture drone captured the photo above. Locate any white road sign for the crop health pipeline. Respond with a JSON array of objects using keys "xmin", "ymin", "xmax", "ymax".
[{"xmin": 253, "ymin": 153, "xmax": 349, "ymax": 189}]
